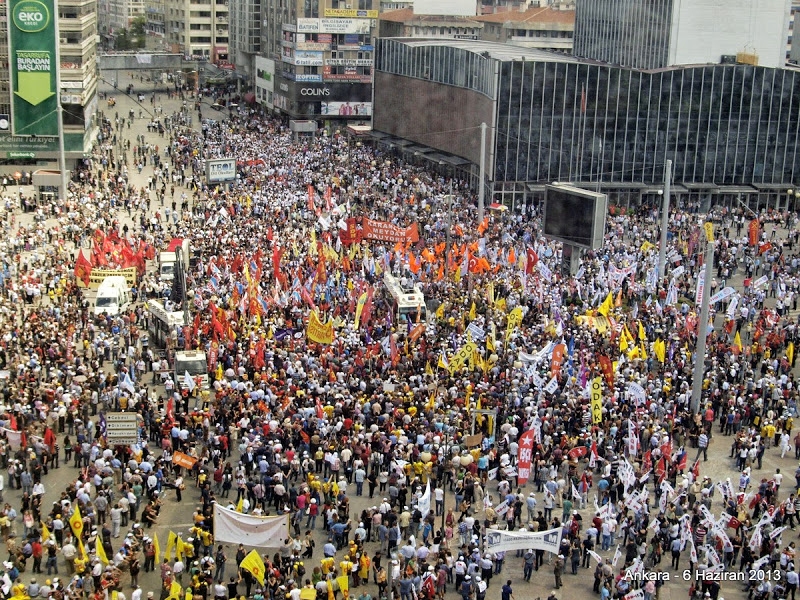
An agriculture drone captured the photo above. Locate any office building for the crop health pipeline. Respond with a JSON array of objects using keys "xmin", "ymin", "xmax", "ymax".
[
  {"xmin": 165, "ymin": 0, "xmax": 229, "ymax": 61},
  {"xmin": 106, "ymin": 0, "xmax": 146, "ymax": 31},
  {"xmin": 574, "ymin": 0, "xmax": 790, "ymax": 70},
  {"xmin": 373, "ymin": 38, "xmax": 800, "ymax": 211},
  {"xmin": 255, "ymin": 0, "xmax": 376, "ymax": 121},
  {"xmin": 0, "ymin": 0, "xmax": 98, "ymax": 166},
  {"xmin": 229, "ymin": 0, "xmax": 261, "ymax": 79},
  {"xmin": 474, "ymin": 5, "xmax": 574, "ymax": 51},
  {"xmin": 145, "ymin": 0, "xmax": 167, "ymax": 38}
]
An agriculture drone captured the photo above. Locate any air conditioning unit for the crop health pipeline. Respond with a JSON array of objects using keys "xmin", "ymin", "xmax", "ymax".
[
  {"xmin": 60, "ymin": 38, "xmax": 68, "ymax": 44},
  {"xmin": 345, "ymin": 3, "xmax": 351, "ymax": 7}
]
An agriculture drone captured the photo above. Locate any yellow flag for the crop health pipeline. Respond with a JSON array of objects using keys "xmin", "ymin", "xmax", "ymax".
[
  {"xmin": 78, "ymin": 538, "xmax": 88, "ymax": 561},
  {"xmin": 619, "ymin": 333, "xmax": 629, "ymax": 353},
  {"xmin": 487, "ymin": 282, "xmax": 494, "ymax": 305},
  {"xmin": 638, "ymin": 322, "xmax": 646, "ymax": 341},
  {"xmin": 236, "ymin": 497, "xmax": 244, "ymax": 513},
  {"xmin": 623, "ymin": 325, "xmax": 635, "ymax": 344},
  {"xmin": 486, "ymin": 335, "xmax": 495, "ymax": 353},
  {"xmin": 354, "ymin": 291, "xmax": 368, "ymax": 330},
  {"xmin": 435, "ymin": 302, "xmax": 445, "ymax": 319},
  {"xmin": 454, "ymin": 266, "xmax": 462, "ymax": 283},
  {"xmin": 95, "ymin": 538, "xmax": 109, "ymax": 565},
  {"xmin": 169, "ymin": 581, "xmax": 183, "ymax": 600},
  {"xmin": 788, "ymin": 341, "xmax": 795, "ymax": 365},
  {"xmin": 598, "ymin": 292, "xmax": 613, "ymax": 317},
  {"xmin": 176, "ymin": 537, "xmax": 184, "ymax": 560},
  {"xmin": 426, "ymin": 388, "xmax": 436, "ymax": 410},
  {"xmin": 425, "ymin": 361, "xmax": 433, "ymax": 375},
  {"xmin": 153, "ymin": 532, "xmax": 161, "ymax": 564},
  {"xmin": 653, "ymin": 339, "xmax": 665, "ymax": 364},
  {"xmin": 69, "ymin": 505, "xmax": 84, "ymax": 539},
  {"xmin": 165, "ymin": 531, "xmax": 177, "ymax": 561},
  {"xmin": 734, "ymin": 331, "xmax": 743, "ymax": 352},
  {"xmin": 438, "ymin": 352, "xmax": 449, "ymax": 370},
  {"xmin": 41, "ymin": 522, "xmax": 51, "ymax": 543},
  {"xmin": 639, "ymin": 342, "xmax": 647, "ymax": 360},
  {"xmin": 495, "ymin": 297, "xmax": 507, "ymax": 313},
  {"xmin": 239, "ymin": 550, "xmax": 266, "ymax": 585},
  {"xmin": 469, "ymin": 302, "xmax": 476, "ymax": 320}
]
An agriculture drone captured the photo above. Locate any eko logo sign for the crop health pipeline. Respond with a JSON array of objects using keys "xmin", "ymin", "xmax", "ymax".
[{"xmin": 13, "ymin": 0, "xmax": 50, "ymax": 33}]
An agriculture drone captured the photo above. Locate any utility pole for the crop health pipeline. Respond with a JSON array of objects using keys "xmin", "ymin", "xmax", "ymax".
[
  {"xmin": 445, "ymin": 180, "xmax": 454, "ymax": 274},
  {"xmin": 478, "ymin": 122, "xmax": 487, "ymax": 222},
  {"xmin": 657, "ymin": 159, "xmax": 672, "ymax": 278},
  {"xmin": 691, "ymin": 226, "xmax": 715, "ymax": 414},
  {"xmin": 54, "ymin": 17, "xmax": 69, "ymax": 202}
]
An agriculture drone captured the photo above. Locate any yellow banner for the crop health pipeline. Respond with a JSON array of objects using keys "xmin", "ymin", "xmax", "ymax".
[
  {"xmin": 449, "ymin": 340, "xmax": 477, "ymax": 375},
  {"xmin": 324, "ymin": 7, "xmax": 378, "ymax": 17},
  {"xmin": 354, "ymin": 291, "xmax": 368, "ymax": 329},
  {"xmin": 77, "ymin": 267, "xmax": 138, "ymax": 289},
  {"xmin": 307, "ymin": 310, "xmax": 334, "ymax": 345},
  {"xmin": 590, "ymin": 377, "xmax": 603, "ymax": 424},
  {"xmin": 505, "ymin": 307, "xmax": 523, "ymax": 339}
]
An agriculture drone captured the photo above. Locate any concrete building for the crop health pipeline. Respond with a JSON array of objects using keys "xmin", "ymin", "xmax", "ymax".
[
  {"xmin": 379, "ymin": 9, "xmax": 483, "ymax": 39},
  {"xmin": 373, "ymin": 38, "xmax": 800, "ymax": 212},
  {"xmin": 145, "ymin": 0, "xmax": 167, "ymax": 38},
  {"xmin": 165, "ymin": 0, "xmax": 229, "ymax": 61},
  {"xmin": 106, "ymin": 0, "xmax": 146, "ymax": 32},
  {"xmin": 229, "ymin": 0, "xmax": 262, "ymax": 79},
  {"xmin": 0, "ymin": 0, "xmax": 98, "ymax": 166},
  {"xmin": 574, "ymin": 0, "xmax": 791, "ymax": 70},
  {"xmin": 474, "ymin": 5, "xmax": 574, "ymax": 51},
  {"xmin": 257, "ymin": 0, "xmax": 377, "ymax": 122}
]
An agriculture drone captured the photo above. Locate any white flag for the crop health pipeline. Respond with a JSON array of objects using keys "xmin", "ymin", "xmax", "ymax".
[
  {"xmin": 184, "ymin": 370, "xmax": 196, "ymax": 393},
  {"xmin": 418, "ymin": 480, "xmax": 431, "ymax": 520},
  {"xmin": 612, "ymin": 545, "xmax": 622, "ymax": 567}
]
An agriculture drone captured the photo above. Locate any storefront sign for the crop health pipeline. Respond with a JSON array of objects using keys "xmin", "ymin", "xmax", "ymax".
[
  {"xmin": 324, "ymin": 8, "xmax": 378, "ymax": 17},
  {"xmin": 319, "ymin": 18, "xmax": 371, "ymax": 34},
  {"xmin": 297, "ymin": 18, "xmax": 319, "ymax": 32},
  {"xmin": 10, "ymin": 0, "xmax": 58, "ymax": 136}
]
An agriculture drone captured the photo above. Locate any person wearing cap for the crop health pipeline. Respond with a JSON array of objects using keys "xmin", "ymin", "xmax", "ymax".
[
  {"xmin": 459, "ymin": 575, "xmax": 473, "ymax": 600},
  {"xmin": 553, "ymin": 554, "xmax": 564, "ymax": 589}
]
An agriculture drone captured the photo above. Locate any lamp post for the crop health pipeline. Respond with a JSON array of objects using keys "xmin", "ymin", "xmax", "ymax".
[
  {"xmin": 657, "ymin": 159, "xmax": 672, "ymax": 278},
  {"xmin": 788, "ymin": 189, "xmax": 793, "ymax": 213}
]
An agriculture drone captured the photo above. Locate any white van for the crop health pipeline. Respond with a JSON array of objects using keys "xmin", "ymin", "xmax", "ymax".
[
  {"xmin": 384, "ymin": 272, "xmax": 427, "ymax": 324},
  {"xmin": 94, "ymin": 276, "xmax": 131, "ymax": 316}
]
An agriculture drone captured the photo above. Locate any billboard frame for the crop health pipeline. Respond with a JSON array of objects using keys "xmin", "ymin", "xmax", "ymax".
[{"xmin": 206, "ymin": 158, "xmax": 236, "ymax": 183}]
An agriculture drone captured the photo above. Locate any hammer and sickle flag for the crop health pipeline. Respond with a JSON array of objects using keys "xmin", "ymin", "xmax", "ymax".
[{"xmin": 240, "ymin": 549, "xmax": 266, "ymax": 585}]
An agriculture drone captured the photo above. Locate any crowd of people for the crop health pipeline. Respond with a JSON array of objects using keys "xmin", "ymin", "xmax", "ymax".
[{"xmin": 0, "ymin": 83, "xmax": 799, "ymax": 600}]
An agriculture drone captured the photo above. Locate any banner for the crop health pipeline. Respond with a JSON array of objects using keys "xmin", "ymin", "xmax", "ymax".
[
  {"xmin": 361, "ymin": 218, "xmax": 419, "ymax": 243},
  {"xmin": 517, "ymin": 429, "xmax": 536, "ymax": 485},
  {"xmin": 418, "ymin": 481, "xmax": 431, "ymax": 520},
  {"xmin": 748, "ymin": 219, "xmax": 760, "ymax": 246},
  {"xmin": 339, "ymin": 217, "xmax": 361, "ymax": 245},
  {"xmin": 484, "ymin": 527, "xmax": 563, "ymax": 554},
  {"xmin": 172, "ymin": 452, "xmax": 196, "ymax": 469},
  {"xmin": 9, "ymin": 0, "xmax": 58, "ymax": 136},
  {"xmin": 213, "ymin": 503, "xmax": 288, "ymax": 547},
  {"xmin": 627, "ymin": 382, "xmax": 646, "ymax": 405},
  {"xmin": 590, "ymin": 377, "xmax": 603, "ymax": 423},
  {"xmin": 240, "ymin": 550, "xmax": 267, "ymax": 585},
  {"xmin": 448, "ymin": 340, "xmax": 476, "ymax": 375},
  {"xmin": 695, "ymin": 269, "xmax": 705, "ymax": 306},
  {"xmin": 307, "ymin": 310, "xmax": 334, "ymax": 344}
]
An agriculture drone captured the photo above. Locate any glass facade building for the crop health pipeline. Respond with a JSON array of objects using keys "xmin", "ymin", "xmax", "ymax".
[{"xmin": 374, "ymin": 38, "xmax": 800, "ymax": 209}]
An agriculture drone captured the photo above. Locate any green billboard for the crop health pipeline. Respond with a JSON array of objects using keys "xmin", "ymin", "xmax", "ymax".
[{"xmin": 9, "ymin": 0, "xmax": 57, "ymax": 136}]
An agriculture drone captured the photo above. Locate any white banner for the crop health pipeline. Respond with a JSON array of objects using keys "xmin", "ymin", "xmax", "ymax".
[
  {"xmin": 418, "ymin": 480, "xmax": 431, "ymax": 520},
  {"xmin": 484, "ymin": 527, "xmax": 563, "ymax": 554},
  {"xmin": 627, "ymin": 383, "xmax": 646, "ymax": 404},
  {"xmin": 710, "ymin": 286, "xmax": 735, "ymax": 305},
  {"xmin": 2, "ymin": 428, "xmax": 22, "ymax": 451},
  {"xmin": 544, "ymin": 377, "xmax": 559, "ymax": 394},
  {"xmin": 753, "ymin": 275, "xmax": 769, "ymax": 289},
  {"xmin": 695, "ymin": 269, "xmax": 705, "ymax": 306},
  {"xmin": 213, "ymin": 503, "xmax": 288, "ymax": 547}
]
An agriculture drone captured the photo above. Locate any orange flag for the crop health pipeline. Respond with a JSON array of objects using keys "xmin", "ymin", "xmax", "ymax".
[
  {"xmin": 477, "ymin": 217, "xmax": 489, "ymax": 235},
  {"xmin": 409, "ymin": 254, "xmax": 421, "ymax": 274},
  {"xmin": 507, "ymin": 247, "xmax": 516, "ymax": 266}
]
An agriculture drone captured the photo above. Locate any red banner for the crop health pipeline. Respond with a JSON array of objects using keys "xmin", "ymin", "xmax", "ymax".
[
  {"xmin": 551, "ymin": 343, "xmax": 566, "ymax": 378},
  {"xmin": 339, "ymin": 217, "xmax": 362, "ymax": 246},
  {"xmin": 517, "ymin": 429, "xmax": 536, "ymax": 485},
  {"xmin": 598, "ymin": 355, "xmax": 615, "ymax": 389},
  {"xmin": 74, "ymin": 250, "xmax": 92, "ymax": 287},
  {"xmin": 361, "ymin": 218, "xmax": 419, "ymax": 244},
  {"xmin": 749, "ymin": 219, "xmax": 760, "ymax": 246}
]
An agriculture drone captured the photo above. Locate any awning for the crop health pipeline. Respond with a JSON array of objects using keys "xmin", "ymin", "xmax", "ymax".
[{"xmin": 32, "ymin": 169, "xmax": 63, "ymax": 187}]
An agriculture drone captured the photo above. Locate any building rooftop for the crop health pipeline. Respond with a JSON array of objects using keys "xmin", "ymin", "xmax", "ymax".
[
  {"xmin": 473, "ymin": 6, "xmax": 574, "ymax": 25},
  {"xmin": 389, "ymin": 37, "xmax": 583, "ymax": 62},
  {"xmin": 379, "ymin": 8, "xmax": 482, "ymax": 23}
]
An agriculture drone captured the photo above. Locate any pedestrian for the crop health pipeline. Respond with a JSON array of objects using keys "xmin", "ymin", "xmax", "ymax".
[{"xmin": 553, "ymin": 554, "xmax": 564, "ymax": 589}]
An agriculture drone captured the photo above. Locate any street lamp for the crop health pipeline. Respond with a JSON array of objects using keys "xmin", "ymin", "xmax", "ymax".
[{"xmin": 788, "ymin": 189, "xmax": 793, "ymax": 212}]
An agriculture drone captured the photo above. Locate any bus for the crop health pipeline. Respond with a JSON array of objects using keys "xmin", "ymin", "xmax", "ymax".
[
  {"xmin": 383, "ymin": 272, "xmax": 427, "ymax": 324},
  {"xmin": 145, "ymin": 299, "xmax": 186, "ymax": 349}
]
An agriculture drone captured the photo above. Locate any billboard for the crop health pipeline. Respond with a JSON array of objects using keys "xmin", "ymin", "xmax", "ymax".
[
  {"xmin": 9, "ymin": 0, "xmax": 59, "ymax": 136},
  {"xmin": 543, "ymin": 185, "xmax": 608, "ymax": 250},
  {"xmin": 206, "ymin": 158, "xmax": 236, "ymax": 183},
  {"xmin": 321, "ymin": 101, "xmax": 371, "ymax": 116}
]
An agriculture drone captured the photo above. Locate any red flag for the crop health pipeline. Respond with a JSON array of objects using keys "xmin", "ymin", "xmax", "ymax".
[
  {"xmin": 748, "ymin": 219, "xmax": 760, "ymax": 246},
  {"xmin": 272, "ymin": 245, "xmax": 284, "ymax": 283},
  {"xmin": 324, "ymin": 186, "xmax": 333, "ymax": 212},
  {"xmin": 74, "ymin": 250, "xmax": 92, "ymax": 287},
  {"xmin": 525, "ymin": 248, "xmax": 538, "ymax": 274},
  {"xmin": 691, "ymin": 460, "xmax": 700, "ymax": 480},
  {"xmin": 655, "ymin": 457, "xmax": 667, "ymax": 483},
  {"xmin": 568, "ymin": 446, "xmax": 588, "ymax": 459},
  {"xmin": 307, "ymin": 185, "xmax": 315, "ymax": 212},
  {"xmin": 551, "ymin": 343, "xmax": 566, "ymax": 378},
  {"xmin": 588, "ymin": 441, "xmax": 598, "ymax": 468},
  {"xmin": 598, "ymin": 355, "xmax": 614, "ymax": 389},
  {"xmin": 660, "ymin": 440, "xmax": 673, "ymax": 460},
  {"xmin": 390, "ymin": 335, "xmax": 399, "ymax": 366},
  {"xmin": 643, "ymin": 450, "xmax": 652, "ymax": 473},
  {"xmin": 316, "ymin": 399, "xmax": 324, "ymax": 420},
  {"xmin": 676, "ymin": 451, "xmax": 687, "ymax": 472},
  {"xmin": 517, "ymin": 429, "xmax": 536, "ymax": 485}
]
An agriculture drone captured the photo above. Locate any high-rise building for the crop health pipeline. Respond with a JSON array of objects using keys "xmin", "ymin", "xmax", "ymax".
[
  {"xmin": 0, "ymin": 0, "xmax": 98, "ymax": 166},
  {"xmin": 106, "ymin": 0, "xmax": 146, "ymax": 32},
  {"xmin": 256, "ymin": 0, "xmax": 376, "ymax": 121},
  {"xmin": 165, "ymin": 0, "xmax": 229, "ymax": 61},
  {"xmin": 229, "ymin": 0, "xmax": 261, "ymax": 80},
  {"xmin": 145, "ymin": 0, "xmax": 167, "ymax": 38},
  {"xmin": 574, "ymin": 0, "xmax": 790, "ymax": 70}
]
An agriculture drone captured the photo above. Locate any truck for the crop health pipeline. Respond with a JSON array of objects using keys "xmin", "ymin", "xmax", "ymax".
[
  {"xmin": 383, "ymin": 272, "xmax": 427, "ymax": 324},
  {"xmin": 175, "ymin": 350, "xmax": 209, "ymax": 391},
  {"xmin": 158, "ymin": 238, "xmax": 190, "ymax": 282},
  {"xmin": 93, "ymin": 276, "xmax": 131, "ymax": 316}
]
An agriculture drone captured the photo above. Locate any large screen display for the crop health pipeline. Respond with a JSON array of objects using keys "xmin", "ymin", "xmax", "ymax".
[{"xmin": 543, "ymin": 185, "xmax": 608, "ymax": 250}]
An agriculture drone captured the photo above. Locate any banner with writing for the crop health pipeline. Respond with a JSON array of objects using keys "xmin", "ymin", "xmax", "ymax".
[
  {"xmin": 307, "ymin": 310, "xmax": 334, "ymax": 344},
  {"xmin": 361, "ymin": 218, "xmax": 419, "ymax": 243}
]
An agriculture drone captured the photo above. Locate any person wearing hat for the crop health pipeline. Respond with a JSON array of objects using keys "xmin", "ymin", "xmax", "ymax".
[{"xmin": 553, "ymin": 554, "xmax": 564, "ymax": 589}]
